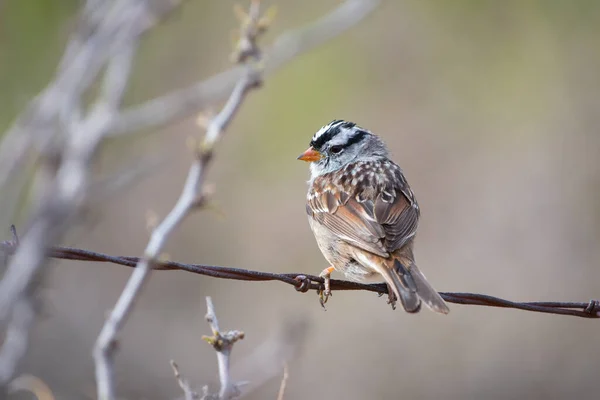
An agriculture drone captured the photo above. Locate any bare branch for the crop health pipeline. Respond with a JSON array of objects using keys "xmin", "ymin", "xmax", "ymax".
[
  {"xmin": 92, "ymin": 4, "xmax": 266, "ymax": 398},
  {"xmin": 170, "ymin": 314, "xmax": 307, "ymax": 400},
  {"xmin": 276, "ymin": 364, "xmax": 289, "ymax": 400},
  {"xmin": 0, "ymin": 0, "xmax": 186, "ymax": 388},
  {"xmin": 0, "ymin": 0, "xmax": 188, "ymax": 189},
  {"xmin": 92, "ymin": 61, "xmax": 261, "ymax": 400},
  {"xmin": 8, "ymin": 373, "xmax": 56, "ymax": 400},
  {"xmin": 0, "ymin": 43, "xmax": 138, "ymax": 380},
  {"xmin": 92, "ymin": 147, "xmax": 206, "ymax": 400},
  {"xmin": 0, "ymin": 298, "xmax": 34, "ymax": 385},
  {"xmin": 171, "ymin": 360, "xmax": 200, "ymax": 400},
  {"xmin": 110, "ymin": 0, "xmax": 381, "ymax": 136},
  {"xmin": 0, "ymin": 0, "xmax": 381, "ymax": 394},
  {"xmin": 202, "ymin": 297, "xmax": 245, "ymax": 400}
]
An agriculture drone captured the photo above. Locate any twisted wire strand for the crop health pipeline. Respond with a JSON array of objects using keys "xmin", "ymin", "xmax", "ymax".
[{"xmin": 2, "ymin": 239, "xmax": 597, "ymax": 319}]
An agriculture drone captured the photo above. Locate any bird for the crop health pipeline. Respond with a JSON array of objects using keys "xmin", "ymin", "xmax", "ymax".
[{"xmin": 297, "ymin": 119, "xmax": 449, "ymax": 314}]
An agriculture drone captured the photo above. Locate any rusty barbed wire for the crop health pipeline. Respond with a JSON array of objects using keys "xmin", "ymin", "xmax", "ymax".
[{"xmin": 0, "ymin": 228, "xmax": 598, "ymax": 319}]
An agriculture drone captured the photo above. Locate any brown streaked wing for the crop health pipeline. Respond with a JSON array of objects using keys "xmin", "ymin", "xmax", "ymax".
[
  {"xmin": 374, "ymin": 190, "xmax": 419, "ymax": 252},
  {"xmin": 307, "ymin": 190, "xmax": 389, "ymax": 258}
]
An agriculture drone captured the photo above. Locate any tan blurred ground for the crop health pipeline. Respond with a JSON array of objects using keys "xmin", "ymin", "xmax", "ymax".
[{"xmin": 2, "ymin": 1, "xmax": 600, "ymax": 399}]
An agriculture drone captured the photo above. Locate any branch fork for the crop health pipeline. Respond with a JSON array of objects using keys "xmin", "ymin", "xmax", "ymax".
[
  {"xmin": 0, "ymin": 0, "xmax": 382, "ymax": 396},
  {"xmin": 202, "ymin": 297, "xmax": 246, "ymax": 400}
]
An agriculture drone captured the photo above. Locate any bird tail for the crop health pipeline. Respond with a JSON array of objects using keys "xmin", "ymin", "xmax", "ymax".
[{"xmin": 382, "ymin": 258, "xmax": 450, "ymax": 314}]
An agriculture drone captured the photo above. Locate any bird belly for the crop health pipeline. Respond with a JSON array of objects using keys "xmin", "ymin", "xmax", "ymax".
[
  {"xmin": 341, "ymin": 259, "xmax": 383, "ymax": 283},
  {"xmin": 308, "ymin": 218, "xmax": 382, "ymax": 282}
]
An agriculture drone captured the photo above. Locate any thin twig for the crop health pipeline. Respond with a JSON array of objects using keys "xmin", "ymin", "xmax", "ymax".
[
  {"xmin": 1, "ymin": 242, "xmax": 595, "ymax": 319},
  {"xmin": 92, "ymin": 143, "xmax": 209, "ymax": 399},
  {"xmin": 275, "ymin": 363, "xmax": 289, "ymax": 400},
  {"xmin": 0, "ymin": 298, "xmax": 35, "ymax": 385},
  {"xmin": 8, "ymin": 373, "xmax": 56, "ymax": 400},
  {"xmin": 109, "ymin": 0, "xmax": 381, "ymax": 136},
  {"xmin": 0, "ymin": 0, "xmax": 381, "ymax": 394},
  {"xmin": 92, "ymin": 4, "xmax": 266, "ymax": 398},
  {"xmin": 171, "ymin": 360, "xmax": 199, "ymax": 400},
  {"xmin": 202, "ymin": 297, "xmax": 245, "ymax": 400},
  {"xmin": 92, "ymin": 73, "xmax": 259, "ymax": 399},
  {"xmin": 0, "ymin": 0, "xmax": 190, "ymax": 189},
  {"xmin": 0, "ymin": 0, "xmax": 155, "ymax": 385}
]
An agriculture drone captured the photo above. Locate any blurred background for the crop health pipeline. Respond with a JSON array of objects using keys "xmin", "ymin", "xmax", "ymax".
[{"xmin": 1, "ymin": 0, "xmax": 600, "ymax": 399}]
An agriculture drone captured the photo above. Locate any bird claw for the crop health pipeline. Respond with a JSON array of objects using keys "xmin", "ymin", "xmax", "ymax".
[
  {"xmin": 318, "ymin": 285, "xmax": 331, "ymax": 309},
  {"xmin": 386, "ymin": 287, "xmax": 397, "ymax": 310},
  {"xmin": 318, "ymin": 267, "xmax": 334, "ymax": 310}
]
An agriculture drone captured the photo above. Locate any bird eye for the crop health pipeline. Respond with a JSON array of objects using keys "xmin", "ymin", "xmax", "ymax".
[{"xmin": 330, "ymin": 145, "xmax": 343, "ymax": 154}]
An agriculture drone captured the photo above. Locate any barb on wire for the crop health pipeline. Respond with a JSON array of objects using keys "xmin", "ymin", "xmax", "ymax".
[{"xmin": 0, "ymin": 238, "xmax": 596, "ymax": 319}]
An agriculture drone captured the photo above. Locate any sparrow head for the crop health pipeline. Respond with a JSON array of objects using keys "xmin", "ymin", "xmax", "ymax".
[{"xmin": 297, "ymin": 119, "xmax": 388, "ymax": 178}]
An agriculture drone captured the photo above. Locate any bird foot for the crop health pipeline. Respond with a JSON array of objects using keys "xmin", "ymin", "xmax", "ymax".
[
  {"xmin": 386, "ymin": 286, "xmax": 397, "ymax": 310},
  {"xmin": 318, "ymin": 267, "xmax": 335, "ymax": 309}
]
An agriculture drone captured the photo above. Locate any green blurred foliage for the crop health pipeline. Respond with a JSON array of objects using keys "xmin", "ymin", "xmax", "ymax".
[
  {"xmin": 0, "ymin": 0, "xmax": 78, "ymax": 132},
  {"xmin": 417, "ymin": 0, "xmax": 600, "ymax": 130}
]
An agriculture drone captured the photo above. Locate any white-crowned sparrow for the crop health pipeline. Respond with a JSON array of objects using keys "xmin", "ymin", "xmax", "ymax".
[{"xmin": 297, "ymin": 120, "xmax": 449, "ymax": 314}]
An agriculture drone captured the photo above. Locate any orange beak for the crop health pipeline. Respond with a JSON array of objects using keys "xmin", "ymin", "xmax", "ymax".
[{"xmin": 297, "ymin": 147, "xmax": 323, "ymax": 162}]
